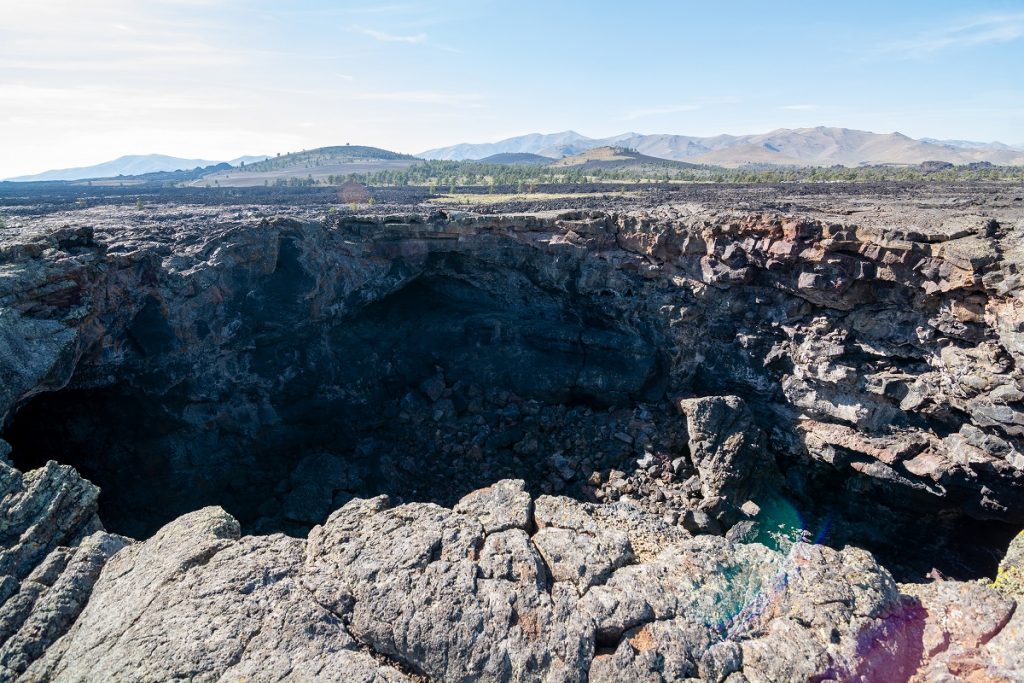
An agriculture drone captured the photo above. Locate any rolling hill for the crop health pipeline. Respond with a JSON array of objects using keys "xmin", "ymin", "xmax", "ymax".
[
  {"xmin": 421, "ymin": 127, "xmax": 1024, "ymax": 167},
  {"xmin": 190, "ymin": 146, "xmax": 422, "ymax": 187},
  {"xmin": 475, "ymin": 153, "xmax": 552, "ymax": 165},
  {"xmin": 549, "ymin": 146, "xmax": 698, "ymax": 171}
]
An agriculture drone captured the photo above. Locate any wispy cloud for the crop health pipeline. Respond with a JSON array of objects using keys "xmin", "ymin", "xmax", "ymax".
[
  {"xmin": 353, "ymin": 25, "xmax": 427, "ymax": 44},
  {"xmin": 352, "ymin": 90, "xmax": 484, "ymax": 106},
  {"xmin": 623, "ymin": 96, "xmax": 740, "ymax": 121},
  {"xmin": 350, "ymin": 24, "xmax": 461, "ymax": 52},
  {"xmin": 780, "ymin": 104, "xmax": 818, "ymax": 111},
  {"xmin": 887, "ymin": 13, "xmax": 1024, "ymax": 57},
  {"xmin": 623, "ymin": 104, "xmax": 700, "ymax": 120}
]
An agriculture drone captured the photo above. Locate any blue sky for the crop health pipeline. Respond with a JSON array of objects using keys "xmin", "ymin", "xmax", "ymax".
[{"xmin": 1, "ymin": 0, "xmax": 1022, "ymax": 176}]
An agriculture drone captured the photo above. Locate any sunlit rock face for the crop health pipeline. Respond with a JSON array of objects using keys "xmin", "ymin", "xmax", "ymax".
[{"xmin": 2, "ymin": 189, "xmax": 1024, "ymax": 680}]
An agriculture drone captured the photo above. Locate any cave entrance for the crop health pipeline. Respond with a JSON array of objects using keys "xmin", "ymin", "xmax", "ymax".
[{"xmin": 3, "ymin": 272, "xmax": 670, "ymax": 539}]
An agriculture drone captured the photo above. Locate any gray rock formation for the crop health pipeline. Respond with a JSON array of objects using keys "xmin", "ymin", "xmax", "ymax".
[
  {"xmin": 1, "ymin": 186, "xmax": 1023, "ymax": 679},
  {"xmin": 0, "ymin": 482, "xmax": 1017, "ymax": 681}
]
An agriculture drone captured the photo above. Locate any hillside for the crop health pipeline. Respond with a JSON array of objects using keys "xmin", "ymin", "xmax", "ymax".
[
  {"xmin": 475, "ymin": 153, "xmax": 552, "ymax": 165},
  {"xmin": 422, "ymin": 127, "xmax": 1024, "ymax": 167},
  {"xmin": 191, "ymin": 145, "xmax": 422, "ymax": 187},
  {"xmin": 420, "ymin": 131, "xmax": 590, "ymax": 161},
  {"xmin": 549, "ymin": 146, "xmax": 697, "ymax": 170}
]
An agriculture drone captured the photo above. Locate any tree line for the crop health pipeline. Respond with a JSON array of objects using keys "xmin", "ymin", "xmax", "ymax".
[{"xmin": 258, "ymin": 159, "xmax": 1024, "ymax": 189}]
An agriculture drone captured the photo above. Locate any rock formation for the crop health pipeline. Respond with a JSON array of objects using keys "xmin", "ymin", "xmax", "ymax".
[{"xmin": 1, "ymin": 184, "xmax": 1023, "ymax": 679}]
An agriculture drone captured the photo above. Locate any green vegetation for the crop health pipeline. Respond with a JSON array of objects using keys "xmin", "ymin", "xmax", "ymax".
[
  {"xmin": 258, "ymin": 159, "xmax": 1024, "ymax": 189},
  {"xmin": 427, "ymin": 191, "xmax": 639, "ymax": 206},
  {"xmin": 241, "ymin": 146, "xmax": 417, "ymax": 174},
  {"xmin": 991, "ymin": 530, "xmax": 1024, "ymax": 597}
]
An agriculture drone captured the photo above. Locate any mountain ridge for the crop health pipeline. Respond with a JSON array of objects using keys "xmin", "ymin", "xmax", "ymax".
[
  {"xmin": 420, "ymin": 127, "xmax": 1024, "ymax": 167},
  {"xmin": 6, "ymin": 153, "xmax": 270, "ymax": 182}
]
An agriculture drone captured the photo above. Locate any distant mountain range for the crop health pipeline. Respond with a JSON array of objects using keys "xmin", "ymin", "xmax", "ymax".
[
  {"xmin": 421, "ymin": 132, "xmax": 591, "ymax": 164},
  {"xmin": 10, "ymin": 127, "xmax": 1024, "ymax": 183},
  {"xmin": 6, "ymin": 154, "xmax": 270, "ymax": 182},
  {"xmin": 420, "ymin": 127, "xmax": 1024, "ymax": 167}
]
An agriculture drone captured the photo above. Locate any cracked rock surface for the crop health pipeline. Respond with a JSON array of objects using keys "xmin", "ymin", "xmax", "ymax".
[{"xmin": 4, "ymin": 481, "xmax": 1021, "ymax": 682}]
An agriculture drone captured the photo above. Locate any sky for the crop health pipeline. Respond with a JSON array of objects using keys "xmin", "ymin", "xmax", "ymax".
[{"xmin": 1, "ymin": 0, "xmax": 1023, "ymax": 177}]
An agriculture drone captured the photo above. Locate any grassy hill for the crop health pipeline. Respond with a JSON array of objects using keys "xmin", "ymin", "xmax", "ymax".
[
  {"xmin": 550, "ymin": 146, "xmax": 697, "ymax": 171},
  {"xmin": 475, "ymin": 153, "xmax": 551, "ymax": 165},
  {"xmin": 191, "ymin": 145, "xmax": 422, "ymax": 187}
]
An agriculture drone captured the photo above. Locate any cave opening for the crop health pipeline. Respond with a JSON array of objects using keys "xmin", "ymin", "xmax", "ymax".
[
  {"xmin": 3, "ymin": 271, "xmax": 672, "ymax": 540},
  {"xmin": 1, "ymin": 250, "xmax": 1018, "ymax": 584}
]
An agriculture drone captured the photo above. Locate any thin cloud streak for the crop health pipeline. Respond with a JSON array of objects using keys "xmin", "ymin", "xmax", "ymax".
[
  {"xmin": 353, "ymin": 25, "xmax": 427, "ymax": 44},
  {"xmin": 623, "ymin": 104, "xmax": 700, "ymax": 120},
  {"xmin": 623, "ymin": 97, "xmax": 741, "ymax": 121},
  {"xmin": 887, "ymin": 13, "xmax": 1024, "ymax": 57},
  {"xmin": 352, "ymin": 90, "xmax": 485, "ymax": 106}
]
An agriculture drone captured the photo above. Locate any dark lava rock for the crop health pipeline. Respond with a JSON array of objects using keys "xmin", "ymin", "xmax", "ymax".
[{"xmin": 1, "ymin": 186, "xmax": 1024, "ymax": 679}]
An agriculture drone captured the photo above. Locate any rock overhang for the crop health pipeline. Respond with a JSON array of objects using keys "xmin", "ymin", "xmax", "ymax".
[
  {"xmin": 1, "ymin": 188, "xmax": 1024, "ymax": 677},
  {"xmin": 1, "ymin": 202, "xmax": 1023, "ymax": 555}
]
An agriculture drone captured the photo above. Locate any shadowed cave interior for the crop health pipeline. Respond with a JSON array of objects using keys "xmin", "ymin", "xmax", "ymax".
[
  {"xmin": 4, "ymin": 273, "xmax": 670, "ymax": 540},
  {"xmin": 2, "ymin": 266, "xmax": 1019, "ymax": 583}
]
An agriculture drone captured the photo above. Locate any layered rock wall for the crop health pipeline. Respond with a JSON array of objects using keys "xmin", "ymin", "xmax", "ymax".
[{"xmin": 1, "ymin": 193, "xmax": 1023, "ymax": 679}]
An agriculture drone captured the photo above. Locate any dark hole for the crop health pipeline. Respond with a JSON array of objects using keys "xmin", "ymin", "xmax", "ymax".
[
  {"xmin": 3, "ymin": 273, "xmax": 669, "ymax": 539},
  {"xmin": 1, "ymin": 258, "xmax": 1017, "ymax": 584}
]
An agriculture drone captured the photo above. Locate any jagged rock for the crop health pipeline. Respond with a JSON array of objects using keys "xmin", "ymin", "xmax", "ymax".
[
  {"xmin": 579, "ymin": 535, "xmax": 920, "ymax": 682},
  {"xmin": 0, "ymin": 477, "xmax": 1018, "ymax": 681},
  {"xmin": 1, "ymin": 200, "xmax": 1023, "ymax": 556},
  {"xmin": 305, "ymin": 495, "xmax": 591, "ymax": 682},
  {"xmin": 0, "ymin": 532, "xmax": 129, "ymax": 678},
  {"xmin": 453, "ymin": 478, "xmax": 532, "ymax": 533},
  {"xmin": 676, "ymin": 396, "xmax": 777, "ymax": 519},
  {"xmin": 0, "ymin": 461, "xmax": 102, "ymax": 586},
  {"xmin": 589, "ymin": 618, "xmax": 715, "ymax": 681},
  {"xmin": 902, "ymin": 580, "xmax": 1016, "ymax": 682},
  {"xmin": 533, "ymin": 526, "xmax": 633, "ymax": 592},
  {"xmin": 22, "ymin": 507, "xmax": 411, "ymax": 683},
  {"xmin": 1, "ymin": 192, "xmax": 1024, "ymax": 679}
]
